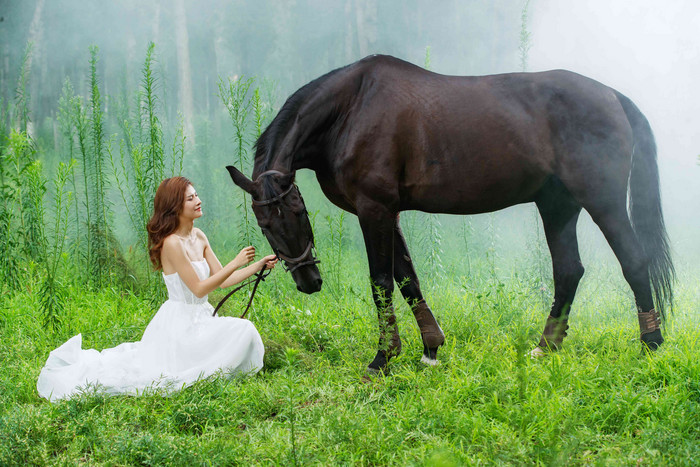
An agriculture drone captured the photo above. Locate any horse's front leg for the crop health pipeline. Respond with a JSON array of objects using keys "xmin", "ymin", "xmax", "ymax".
[
  {"xmin": 358, "ymin": 205, "xmax": 401, "ymax": 374},
  {"xmin": 393, "ymin": 221, "xmax": 445, "ymax": 365}
]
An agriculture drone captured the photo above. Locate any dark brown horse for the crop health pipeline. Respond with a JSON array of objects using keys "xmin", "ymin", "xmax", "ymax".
[{"xmin": 227, "ymin": 55, "xmax": 674, "ymax": 372}]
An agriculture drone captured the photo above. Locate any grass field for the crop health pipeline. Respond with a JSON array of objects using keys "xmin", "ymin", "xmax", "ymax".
[{"xmin": 2, "ymin": 238, "xmax": 699, "ymax": 465}]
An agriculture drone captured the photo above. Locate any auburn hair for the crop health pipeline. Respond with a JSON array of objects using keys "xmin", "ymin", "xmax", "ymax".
[{"xmin": 147, "ymin": 176, "xmax": 193, "ymax": 270}]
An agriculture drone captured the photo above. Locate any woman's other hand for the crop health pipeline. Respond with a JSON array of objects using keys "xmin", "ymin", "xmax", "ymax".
[{"xmin": 233, "ymin": 246, "xmax": 256, "ymax": 267}]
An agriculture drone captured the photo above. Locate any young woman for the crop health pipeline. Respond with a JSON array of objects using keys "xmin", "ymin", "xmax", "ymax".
[{"xmin": 37, "ymin": 176, "xmax": 277, "ymax": 402}]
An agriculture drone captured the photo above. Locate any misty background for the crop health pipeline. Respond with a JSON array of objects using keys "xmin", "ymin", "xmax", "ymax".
[
  {"xmin": 1, "ymin": 0, "xmax": 698, "ymax": 284},
  {"xmin": 529, "ymin": 0, "xmax": 700, "ymax": 272}
]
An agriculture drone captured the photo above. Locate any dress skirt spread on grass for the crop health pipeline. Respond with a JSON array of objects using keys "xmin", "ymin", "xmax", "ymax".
[{"xmin": 37, "ymin": 260, "xmax": 265, "ymax": 402}]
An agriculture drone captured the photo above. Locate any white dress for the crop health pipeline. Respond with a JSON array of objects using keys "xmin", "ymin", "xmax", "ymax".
[{"xmin": 37, "ymin": 260, "xmax": 264, "ymax": 402}]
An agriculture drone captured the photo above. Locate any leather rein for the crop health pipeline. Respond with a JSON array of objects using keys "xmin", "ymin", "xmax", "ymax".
[
  {"xmin": 212, "ymin": 170, "xmax": 319, "ymax": 318},
  {"xmin": 212, "ymin": 263, "xmax": 271, "ymax": 318}
]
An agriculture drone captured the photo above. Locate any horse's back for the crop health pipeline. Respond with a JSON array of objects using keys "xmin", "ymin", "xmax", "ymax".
[{"xmin": 324, "ymin": 57, "xmax": 636, "ymax": 214}]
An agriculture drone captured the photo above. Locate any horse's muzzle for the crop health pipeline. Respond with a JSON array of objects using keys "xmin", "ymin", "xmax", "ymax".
[
  {"xmin": 297, "ymin": 277, "xmax": 323, "ymax": 294},
  {"xmin": 291, "ymin": 265, "xmax": 323, "ymax": 294}
]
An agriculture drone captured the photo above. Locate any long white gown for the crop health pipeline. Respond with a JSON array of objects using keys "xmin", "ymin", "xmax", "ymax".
[{"xmin": 37, "ymin": 260, "xmax": 265, "ymax": 402}]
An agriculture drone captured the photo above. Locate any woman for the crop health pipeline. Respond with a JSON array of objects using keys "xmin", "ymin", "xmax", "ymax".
[{"xmin": 37, "ymin": 176, "xmax": 277, "ymax": 402}]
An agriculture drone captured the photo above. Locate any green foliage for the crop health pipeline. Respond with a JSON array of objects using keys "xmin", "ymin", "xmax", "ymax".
[
  {"xmin": 460, "ymin": 217, "xmax": 474, "ymax": 279},
  {"xmin": 57, "ymin": 79, "xmax": 81, "ymax": 246},
  {"xmin": 111, "ymin": 42, "xmax": 182, "ymax": 250},
  {"xmin": 425, "ymin": 214, "xmax": 445, "ymax": 277},
  {"xmin": 1, "ymin": 255, "xmax": 700, "ymax": 465},
  {"xmin": 109, "ymin": 43, "xmax": 184, "ymax": 301},
  {"xmin": 219, "ymin": 75, "xmax": 256, "ymax": 247},
  {"xmin": 0, "ymin": 104, "xmax": 17, "ymax": 290},
  {"xmin": 39, "ymin": 160, "xmax": 76, "ymax": 330},
  {"xmin": 14, "ymin": 42, "xmax": 33, "ymax": 133},
  {"xmin": 2, "ymin": 130, "xmax": 46, "ymax": 264},
  {"xmin": 20, "ymin": 158, "xmax": 46, "ymax": 261},
  {"xmin": 141, "ymin": 42, "xmax": 166, "ymax": 187},
  {"xmin": 85, "ymin": 46, "xmax": 111, "ymax": 288},
  {"xmin": 170, "ymin": 114, "xmax": 186, "ymax": 177},
  {"xmin": 486, "ymin": 213, "xmax": 501, "ymax": 282},
  {"xmin": 0, "ymin": 186, "xmax": 22, "ymax": 292},
  {"xmin": 322, "ymin": 211, "xmax": 347, "ymax": 299},
  {"xmin": 219, "ymin": 75, "xmax": 254, "ymax": 172},
  {"xmin": 519, "ymin": 0, "xmax": 533, "ymax": 72}
]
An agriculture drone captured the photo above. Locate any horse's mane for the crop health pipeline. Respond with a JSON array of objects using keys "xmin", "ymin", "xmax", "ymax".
[{"xmin": 255, "ymin": 63, "xmax": 355, "ymax": 196}]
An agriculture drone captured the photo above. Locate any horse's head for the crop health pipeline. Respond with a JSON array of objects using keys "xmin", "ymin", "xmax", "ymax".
[{"xmin": 226, "ymin": 166, "xmax": 322, "ymax": 294}]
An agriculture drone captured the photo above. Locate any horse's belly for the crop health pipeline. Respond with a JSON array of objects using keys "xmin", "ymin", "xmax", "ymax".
[
  {"xmin": 400, "ymin": 162, "xmax": 546, "ymax": 214},
  {"xmin": 405, "ymin": 190, "xmax": 533, "ymax": 215}
]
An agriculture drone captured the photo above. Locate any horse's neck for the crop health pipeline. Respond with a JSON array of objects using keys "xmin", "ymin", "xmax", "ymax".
[
  {"xmin": 253, "ymin": 156, "xmax": 293, "ymax": 178},
  {"xmin": 254, "ymin": 135, "xmax": 319, "ymax": 175},
  {"xmin": 257, "ymin": 86, "xmax": 347, "ymax": 176}
]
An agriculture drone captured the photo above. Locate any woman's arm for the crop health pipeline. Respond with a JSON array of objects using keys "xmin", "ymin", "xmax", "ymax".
[
  {"xmin": 219, "ymin": 254, "xmax": 278, "ymax": 289},
  {"xmin": 161, "ymin": 235, "xmax": 254, "ymax": 298},
  {"xmin": 201, "ymin": 231, "xmax": 278, "ymax": 289}
]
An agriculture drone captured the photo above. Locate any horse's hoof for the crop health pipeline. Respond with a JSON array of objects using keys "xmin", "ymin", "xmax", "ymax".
[
  {"xmin": 420, "ymin": 355, "xmax": 439, "ymax": 366},
  {"xmin": 367, "ymin": 350, "xmax": 390, "ymax": 374},
  {"xmin": 641, "ymin": 329, "xmax": 663, "ymax": 352},
  {"xmin": 529, "ymin": 346, "xmax": 547, "ymax": 359},
  {"xmin": 421, "ymin": 345, "xmax": 441, "ymax": 366},
  {"xmin": 365, "ymin": 366, "xmax": 387, "ymax": 378}
]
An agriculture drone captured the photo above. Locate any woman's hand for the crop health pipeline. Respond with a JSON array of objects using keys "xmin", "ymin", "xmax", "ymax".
[
  {"xmin": 259, "ymin": 254, "xmax": 278, "ymax": 270},
  {"xmin": 233, "ymin": 246, "xmax": 256, "ymax": 268}
]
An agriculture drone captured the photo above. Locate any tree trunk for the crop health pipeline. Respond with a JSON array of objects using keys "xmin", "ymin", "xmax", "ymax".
[
  {"xmin": 344, "ymin": 0, "xmax": 355, "ymax": 62},
  {"xmin": 174, "ymin": 0, "xmax": 195, "ymax": 147},
  {"xmin": 213, "ymin": 10, "xmax": 229, "ymax": 119},
  {"xmin": 355, "ymin": 0, "xmax": 377, "ymax": 58},
  {"xmin": 1, "ymin": 42, "xmax": 9, "ymax": 115},
  {"xmin": 152, "ymin": 1, "xmax": 161, "ymax": 45},
  {"xmin": 26, "ymin": 0, "xmax": 45, "ymax": 137}
]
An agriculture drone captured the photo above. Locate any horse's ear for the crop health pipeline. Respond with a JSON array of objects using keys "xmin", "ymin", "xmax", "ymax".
[{"xmin": 226, "ymin": 165, "xmax": 256, "ymax": 194}]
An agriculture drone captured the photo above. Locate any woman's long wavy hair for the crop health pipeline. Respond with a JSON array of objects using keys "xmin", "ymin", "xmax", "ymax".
[{"xmin": 147, "ymin": 176, "xmax": 192, "ymax": 270}]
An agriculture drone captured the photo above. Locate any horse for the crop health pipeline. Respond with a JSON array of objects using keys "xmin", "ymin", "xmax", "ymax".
[{"xmin": 227, "ymin": 54, "xmax": 674, "ymax": 373}]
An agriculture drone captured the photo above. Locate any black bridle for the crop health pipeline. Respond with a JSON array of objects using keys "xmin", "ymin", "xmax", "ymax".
[
  {"xmin": 213, "ymin": 170, "xmax": 318, "ymax": 318},
  {"xmin": 253, "ymin": 170, "xmax": 320, "ymax": 274}
]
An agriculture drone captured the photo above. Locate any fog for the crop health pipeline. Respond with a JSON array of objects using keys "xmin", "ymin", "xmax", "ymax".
[
  {"xmin": 1, "ymin": 0, "xmax": 698, "ymax": 271},
  {"xmin": 529, "ymin": 0, "xmax": 700, "ymax": 265}
]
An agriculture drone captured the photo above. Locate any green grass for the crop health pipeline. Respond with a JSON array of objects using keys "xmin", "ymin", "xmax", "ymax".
[{"xmin": 1, "ymin": 252, "xmax": 699, "ymax": 465}]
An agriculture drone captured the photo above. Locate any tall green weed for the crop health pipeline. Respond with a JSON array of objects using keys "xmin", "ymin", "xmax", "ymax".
[
  {"xmin": 39, "ymin": 160, "xmax": 76, "ymax": 330},
  {"xmin": 3, "ymin": 130, "xmax": 45, "ymax": 263},
  {"xmin": 219, "ymin": 75, "xmax": 256, "ymax": 247},
  {"xmin": 110, "ymin": 43, "xmax": 184, "ymax": 299},
  {"xmin": 14, "ymin": 43, "xmax": 33, "ymax": 134}
]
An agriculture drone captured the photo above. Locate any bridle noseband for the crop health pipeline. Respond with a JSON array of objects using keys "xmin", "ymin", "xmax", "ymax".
[{"xmin": 252, "ymin": 170, "xmax": 320, "ymax": 273}]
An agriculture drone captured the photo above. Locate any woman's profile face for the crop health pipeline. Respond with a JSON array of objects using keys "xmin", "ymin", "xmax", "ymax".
[{"xmin": 181, "ymin": 184, "xmax": 202, "ymax": 220}]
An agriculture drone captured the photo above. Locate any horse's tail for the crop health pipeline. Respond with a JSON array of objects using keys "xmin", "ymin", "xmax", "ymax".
[{"xmin": 615, "ymin": 90, "xmax": 675, "ymax": 317}]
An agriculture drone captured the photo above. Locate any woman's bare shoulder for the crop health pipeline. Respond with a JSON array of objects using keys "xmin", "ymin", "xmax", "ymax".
[
  {"xmin": 162, "ymin": 234, "xmax": 182, "ymax": 251},
  {"xmin": 194, "ymin": 228, "xmax": 209, "ymax": 242}
]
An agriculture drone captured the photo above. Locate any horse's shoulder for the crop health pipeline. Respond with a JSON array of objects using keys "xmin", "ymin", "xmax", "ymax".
[{"xmin": 354, "ymin": 54, "xmax": 419, "ymax": 74}]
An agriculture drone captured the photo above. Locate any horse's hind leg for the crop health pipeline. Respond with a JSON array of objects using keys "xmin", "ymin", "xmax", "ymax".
[
  {"xmin": 532, "ymin": 178, "xmax": 585, "ymax": 354},
  {"xmin": 586, "ymin": 205, "xmax": 663, "ymax": 349},
  {"xmin": 393, "ymin": 220, "xmax": 445, "ymax": 365}
]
